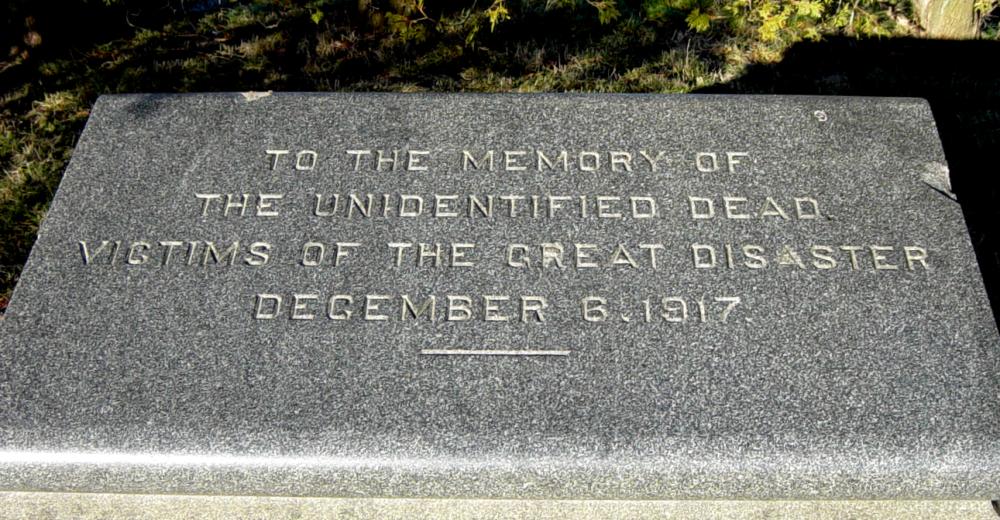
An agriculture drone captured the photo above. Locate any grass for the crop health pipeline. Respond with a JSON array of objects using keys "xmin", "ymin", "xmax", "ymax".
[{"xmin": 1, "ymin": 1, "xmax": 998, "ymax": 313}]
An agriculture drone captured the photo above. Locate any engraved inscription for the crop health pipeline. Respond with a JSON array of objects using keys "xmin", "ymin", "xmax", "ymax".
[{"xmin": 70, "ymin": 147, "xmax": 933, "ymax": 357}]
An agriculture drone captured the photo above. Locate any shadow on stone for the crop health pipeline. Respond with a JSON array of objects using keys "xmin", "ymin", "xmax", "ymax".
[{"xmin": 698, "ymin": 37, "xmax": 1000, "ymax": 327}]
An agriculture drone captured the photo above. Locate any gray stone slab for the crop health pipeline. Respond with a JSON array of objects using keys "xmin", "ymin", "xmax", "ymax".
[{"xmin": 0, "ymin": 93, "xmax": 998, "ymax": 499}]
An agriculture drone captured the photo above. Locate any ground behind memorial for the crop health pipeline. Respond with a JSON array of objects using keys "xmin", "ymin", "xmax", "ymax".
[{"xmin": 1, "ymin": 2, "xmax": 999, "ymax": 322}]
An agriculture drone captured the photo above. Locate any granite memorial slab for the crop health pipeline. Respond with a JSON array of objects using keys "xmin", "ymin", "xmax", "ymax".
[{"xmin": 0, "ymin": 93, "xmax": 998, "ymax": 500}]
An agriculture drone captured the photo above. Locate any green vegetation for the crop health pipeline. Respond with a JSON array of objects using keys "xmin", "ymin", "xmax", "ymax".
[{"xmin": 1, "ymin": 0, "xmax": 998, "ymax": 312}]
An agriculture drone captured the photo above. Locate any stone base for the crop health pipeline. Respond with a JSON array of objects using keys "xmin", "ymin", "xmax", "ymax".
[{"xmin": 0, "ymin": 492, "xmax": 996, "ymax": 519}]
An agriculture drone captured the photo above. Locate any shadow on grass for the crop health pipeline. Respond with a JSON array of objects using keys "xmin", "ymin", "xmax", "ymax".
[{"xmin": 698, "ymin": 36, "xmax": 1000, "ymax": 327}]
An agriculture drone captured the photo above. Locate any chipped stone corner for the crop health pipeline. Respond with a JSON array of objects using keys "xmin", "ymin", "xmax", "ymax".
[
  {"xmin": 920, "ymin": 161, "xmax": 957, "ymax": 201},
  {"xmin": 240, "ymin": 91, "xmax": 273, "ymax": 102}
]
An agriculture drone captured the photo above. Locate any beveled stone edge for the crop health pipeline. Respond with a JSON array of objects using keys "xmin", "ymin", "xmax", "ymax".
[{"xmin": 0, "ymin": 492, "xmax": 996, "ymax": 520}]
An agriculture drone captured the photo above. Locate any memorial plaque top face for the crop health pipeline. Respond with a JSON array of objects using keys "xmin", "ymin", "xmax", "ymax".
[{"xmin": 1, "ymin": 93, "xmax": 999, "ymax": 499}]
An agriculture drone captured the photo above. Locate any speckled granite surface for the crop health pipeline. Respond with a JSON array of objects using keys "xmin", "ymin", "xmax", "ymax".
[
  {"xmin": 0, "ymin": 93, "xmax": 997, "ymax": 498},
  {"xmin": 0, "ymin": 493, "xmax": 997, "ymax": 519}
]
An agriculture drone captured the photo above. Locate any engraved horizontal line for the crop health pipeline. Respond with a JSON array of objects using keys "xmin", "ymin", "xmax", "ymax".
[{"xmin": 420, "ymin": 349, "xmax": 570, "ymax": 357}]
